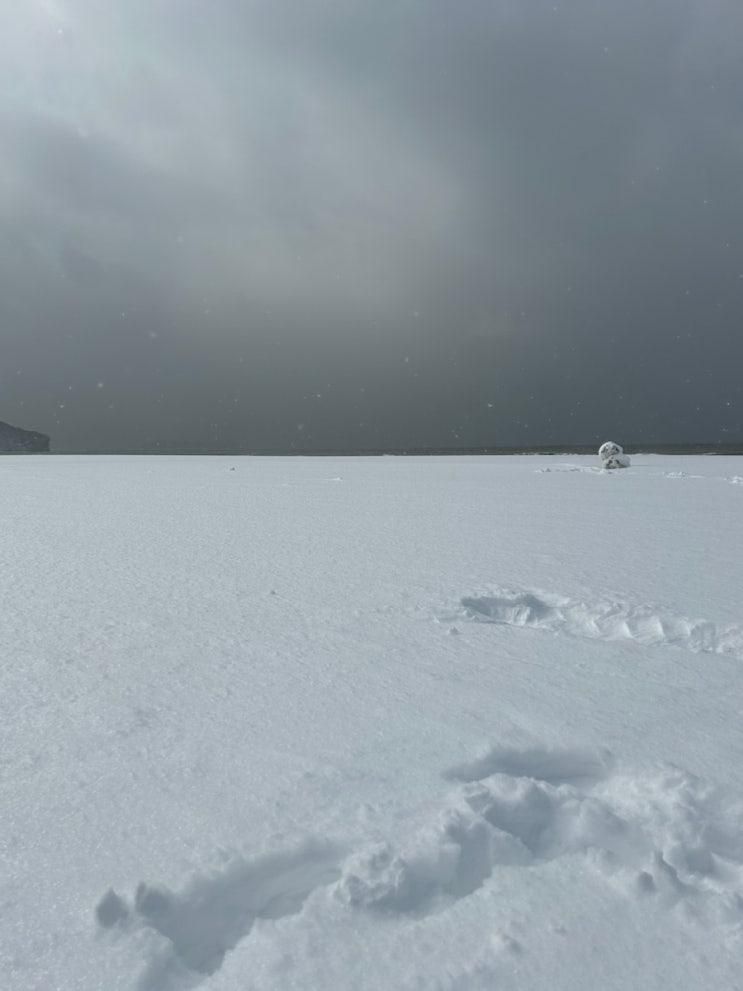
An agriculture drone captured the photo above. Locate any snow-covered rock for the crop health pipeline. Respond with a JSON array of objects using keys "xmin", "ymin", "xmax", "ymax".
[
  {"xmin": 0, "ymin": 419, "xmax": 50, "ymax": 453},
  {"xmin": 599, "ymin": 441, "xmax": 631, "ymax": 469},
  {"xmin": 598, "ymin": 441, "xmax": 623, "ymax": 461},
  {"xmin": 603, "ymin": 453, "xmax": 631, "ymax": 469}
]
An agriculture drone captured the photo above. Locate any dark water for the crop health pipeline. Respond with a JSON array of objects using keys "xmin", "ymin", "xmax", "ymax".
[{"xmin": 24, "ymin": 443, "xmax": 743, "ymax": 456}]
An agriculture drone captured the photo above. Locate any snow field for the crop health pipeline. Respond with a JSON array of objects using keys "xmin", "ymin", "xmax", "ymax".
[{"xmin": 1, "ymin": 454, "xmax": 742, "ymax": 990}]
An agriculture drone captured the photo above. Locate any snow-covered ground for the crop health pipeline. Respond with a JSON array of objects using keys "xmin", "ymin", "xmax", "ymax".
[{"xmin": 2, "ymin": 454, "xmax": 742, "ymax": 991}]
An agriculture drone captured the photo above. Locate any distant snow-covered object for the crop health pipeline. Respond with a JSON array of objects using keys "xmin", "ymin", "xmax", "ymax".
[
  {"xmin": 598, "ymin": 441, "xmax": 630, "ymax": 469},
  {"xmin": 598, "ymin": 441, "xmax": 623, "ymax": 460}
]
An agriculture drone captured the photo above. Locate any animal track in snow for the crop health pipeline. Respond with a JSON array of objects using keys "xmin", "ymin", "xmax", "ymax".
[
  {"xmin": 460, "ymin": 589, "xmax": 743, "ymax": 658},
  {"xmin": 99, "ymin": 747, "xmax": 743, "ymax": 984},
  {"xmin": 97, "ymin": 840, "xmax": 341, "ymax": 989},
  {"xmin": 337, "ymin": 743, "xmax": 743, "ymax": 924}
]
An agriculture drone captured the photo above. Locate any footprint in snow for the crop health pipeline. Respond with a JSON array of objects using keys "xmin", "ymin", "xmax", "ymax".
[
  {"xmin": 459, "ymin": 588, "xmax": 743, "ymax": 658},
  {"xmin": 97, "ymin": 840, "xmax": 341, "ymax": 990},
  {"xmin": 97, "ymin": 746, "xmax": 743, "ymax": 984},
  {"xmin": 337, "ymin": 742, "xmax": 743, "ymax": 923}
]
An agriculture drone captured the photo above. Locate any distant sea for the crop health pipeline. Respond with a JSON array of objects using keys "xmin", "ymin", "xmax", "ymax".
[{"xmin": 32, "ymin": 443, "xmax": 743, "ymax": 456}]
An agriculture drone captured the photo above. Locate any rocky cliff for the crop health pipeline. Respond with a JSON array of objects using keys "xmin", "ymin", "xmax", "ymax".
[{"xmin": 0, "ymin": 420, "xmax": 50, "ymax": 453}]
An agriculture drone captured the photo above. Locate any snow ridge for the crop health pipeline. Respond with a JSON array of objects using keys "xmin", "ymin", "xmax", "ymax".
[{"xmin": 460, "ymin": 589, "xmax": 743, "ymax": 657}]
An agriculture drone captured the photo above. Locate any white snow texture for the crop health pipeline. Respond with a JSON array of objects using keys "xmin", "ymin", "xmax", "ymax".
[{"xmin": 2, "ymin": 453, "xmax": 742, "ymax": 991}]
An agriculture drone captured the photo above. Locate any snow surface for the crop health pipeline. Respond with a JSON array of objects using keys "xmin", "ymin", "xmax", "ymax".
[{"xmin": 1, "ymin": 454, "xmax": 742, "ymax": 991}]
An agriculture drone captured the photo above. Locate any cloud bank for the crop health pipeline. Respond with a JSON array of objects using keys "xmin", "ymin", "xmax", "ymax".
[{"xmin": 2, "ymin": 1, "xmax": 742, "ymax": 449}]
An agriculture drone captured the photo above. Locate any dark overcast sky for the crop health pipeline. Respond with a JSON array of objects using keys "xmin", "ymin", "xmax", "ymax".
[{"xmin": 2, "ymin": 1, "xmax": 743, "ymax": 451}]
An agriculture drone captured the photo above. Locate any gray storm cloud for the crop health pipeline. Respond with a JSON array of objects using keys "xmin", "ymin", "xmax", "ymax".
[{"xmin": 1, "ymin": 0, "xmax": 742, "ymax": 451}]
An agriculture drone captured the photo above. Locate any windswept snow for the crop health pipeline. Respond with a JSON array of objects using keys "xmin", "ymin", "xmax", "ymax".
[{"xmin": 1, "ymin": 453, "xmax": 742, "ymax": 990}]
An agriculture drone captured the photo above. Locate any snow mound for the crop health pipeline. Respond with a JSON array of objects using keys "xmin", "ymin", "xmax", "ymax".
[
  {"xmin": 598, "ymin": 441, "xmax": 624, "ymax": 461},
  {"xmin": 460, "ymin": 588, "xmax": 743, "ymax": 657},
  {"xmin": 598, "ymin": 441, "xmax": 631, "ymax": 469}
]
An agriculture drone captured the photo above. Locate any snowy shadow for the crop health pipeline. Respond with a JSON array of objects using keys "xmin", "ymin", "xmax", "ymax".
[
  {"xmin": 97, "ymin": 840, "xmax": 341, "ymax": 990},
  {"xmin": 444, "ymin": 743, "xmax": 613, "ymax": 786}
]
